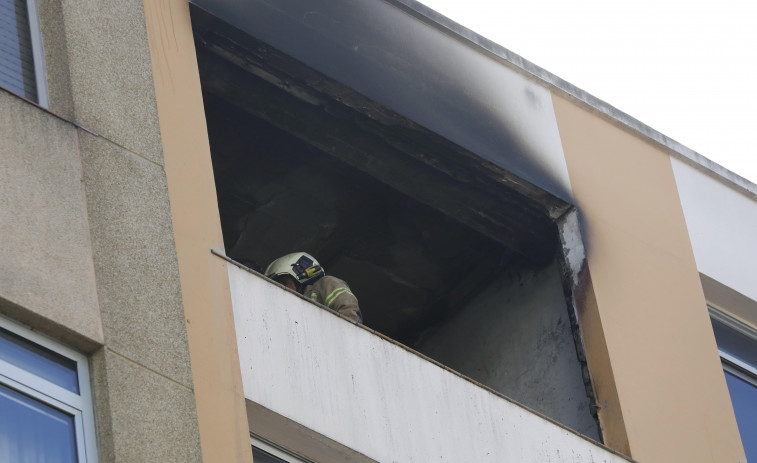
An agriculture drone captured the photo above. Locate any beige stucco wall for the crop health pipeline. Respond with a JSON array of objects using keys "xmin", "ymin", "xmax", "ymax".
[
  {"xmin": 552, "ymin": 94, "xmax": 745, "ymax": 462},
  {"xmin": 143, "ymin": 2, "xmax": 253, "ymax": 462}
]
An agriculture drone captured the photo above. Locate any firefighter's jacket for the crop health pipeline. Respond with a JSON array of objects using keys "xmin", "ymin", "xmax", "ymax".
[{"xmin": 304, "ymin": 276, "xmax": 362, "ymax": 324}]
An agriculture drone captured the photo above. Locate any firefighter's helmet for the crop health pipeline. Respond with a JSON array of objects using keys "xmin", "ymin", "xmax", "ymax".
[{"xmin": 265, "ymin": 252, "xmax": 325, "ymax": 286}]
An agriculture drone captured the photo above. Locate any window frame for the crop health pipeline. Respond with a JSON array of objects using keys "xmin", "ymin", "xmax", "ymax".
[
  {"xmin": 1, "ymin": 0, "xmax": 49, "ymax": 106},
  {"xmin": 24, "ymin": 0, "xmax": 48, "ymax": 107},
  {"xmin": 710, "ymin": 307, "xmax": 757, "ymax": 366},
  {"xmin": 709, "ymin": 306, "xmax": 757, "ymax": 460},
  {"xmin": 709, "ymin": 306, "xmax": 757, "ymax": 381},
  {"xmin": 0, "ymin": 315, "xmax": 98, "ymax": 463},
  {"xmin": 251, "ymin": 434, "xmax": 314, "ymax": 463},
  {"xmin": 721, "ymin": 351, "xmax": 757, "ymax": 385}
]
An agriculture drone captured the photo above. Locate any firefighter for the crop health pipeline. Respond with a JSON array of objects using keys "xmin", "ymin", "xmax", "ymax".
[{"xmin": 265, "ymin": 252, "xmax": 362, "ymax": 324}]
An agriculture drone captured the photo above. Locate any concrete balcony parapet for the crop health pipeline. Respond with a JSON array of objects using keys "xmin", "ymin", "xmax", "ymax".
[{"xmin": 227, "ymin": 262, "xmax": 632, "ymax": 463}]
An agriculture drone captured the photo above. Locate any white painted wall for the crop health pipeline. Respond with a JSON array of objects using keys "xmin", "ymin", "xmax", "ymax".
[
  {"xmin": 229, "ymin": 264, "xmax": 629, "ymax": 463},
  {"xmin": 672, "ymin": 158, "xmax": 757, "ymax": 304}
]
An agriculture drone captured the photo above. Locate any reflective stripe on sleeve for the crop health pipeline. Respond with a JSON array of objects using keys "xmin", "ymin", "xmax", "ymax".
[{"xmin": 324, "ymin": 287, "xmax": 354, "ymax": 307}]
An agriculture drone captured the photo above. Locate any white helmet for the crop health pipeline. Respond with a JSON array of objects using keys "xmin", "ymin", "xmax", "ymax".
[{"xmin": 265, "ymin": 252, "xmax": 325, "ymax": 286}]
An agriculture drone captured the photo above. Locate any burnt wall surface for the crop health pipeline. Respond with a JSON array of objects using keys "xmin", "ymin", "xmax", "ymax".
[
  {"xmin": 415, "ymin": 259, "xmax": 599, "ymax": 440},
  {"xmin": 204, "ymin": 95, "xmax": 598, "ymax": 439},
  {"xmin": 206, "ymin": 94, "xmax": 510, "ymax": 342},
  {"xmin": 191, "ymin": 0, "xmax": 573, "ymax": 202},
  {"xmin": 194, "ymin": 7, "xmax": 574, "ymax": 344}
]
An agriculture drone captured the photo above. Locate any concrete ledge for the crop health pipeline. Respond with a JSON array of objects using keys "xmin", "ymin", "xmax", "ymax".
[{"xmin": 0, "ymin": 90, "xmax": 103, "ymax": 348}]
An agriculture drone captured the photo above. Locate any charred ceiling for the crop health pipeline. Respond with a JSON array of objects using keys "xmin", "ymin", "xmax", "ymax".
[{"xmin": 193, "ymin": 9, "xmax": 572, "ymax": 343}]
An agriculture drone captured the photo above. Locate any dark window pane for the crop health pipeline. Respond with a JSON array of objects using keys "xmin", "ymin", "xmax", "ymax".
[
  {"xmin": 724, "ymin": 371, "xmax": 757, "ymax": 462},
  {"xmin": 0, "ymin": 384, "xmax": 78, "ymax": 463},
  {"xmin": 0, "ymin": 327, "xmax": 79, "ymax": 394},
  {"xmin": 252, "ymin": 445, "xmax": 293, "ymax": 463},
  {"xmin": 0, "ymin": 0, "xmax": 38, "ymax": 101},
  {"xmin": 712, "ymin": 318, "xmax": 757, "ymax": 368}
]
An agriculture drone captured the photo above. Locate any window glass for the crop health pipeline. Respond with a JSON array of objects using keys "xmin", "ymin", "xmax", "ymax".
[
  {"xmin": 0, "ymin": 327, "xmax": 79, "ymax": 394},
  {"xmin": 723, "ymin": 370, "xmax": 757, "ymax": 461},
  {"xmin": 712, "ymin": 318, "xmax": 757, "ymax": 368},
  {"xmin": 0, "ymin": 383, "xmax": 78, "ymax": 463},
  {"xmin": 0, "ymin": 317, "xmax": 97, "ymax": 462},
  {"xmin": 0, "ymin": 0, "xmax": 38, "ymax": 101},
  {"xmin": 252, "ymin": 446, "xmax": 291, "ymax": 463},
  {"xmin": 251, "ymin": 436, "xmax": 313, "ymax": 463},
  {"xmin": 711, "ymin": 313, "xmax": 757, "ymax": 462}
]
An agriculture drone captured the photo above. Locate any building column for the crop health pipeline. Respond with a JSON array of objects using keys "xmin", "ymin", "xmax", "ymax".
[
  {"xmin": 552, "ymin": 93, "xmax": 745, "ymax": 462},
  {"xmin": 143, "ymin": 2, "xmax": 253, "ymax": 462}
]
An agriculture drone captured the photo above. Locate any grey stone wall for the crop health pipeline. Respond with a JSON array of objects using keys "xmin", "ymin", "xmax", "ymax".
[
  {"xmin": 57, "ymin": 0, "xmax": 203, "ymax": 458},
  {"xmin": 1, "ymin": 0, "xmax": 204, "ymax": 460},
  {"xmin": 0, "ymin": 90, "xmax": 101, "ymax": 349}
]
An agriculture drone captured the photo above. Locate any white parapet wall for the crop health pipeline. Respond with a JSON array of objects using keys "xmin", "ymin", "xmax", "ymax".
[
  {"xmin": 228, "ymin": 263, "xmax": 630, "ymax": 463},
  {"xmin": 672, "ymin": 158, "xmax": 757, "ymax": 311}
]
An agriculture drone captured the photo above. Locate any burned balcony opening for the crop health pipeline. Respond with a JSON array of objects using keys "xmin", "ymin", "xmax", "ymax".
[
  {"xmin": 194, "ymin": 6, "xmax": 600, "ymax": 441},
  {"xmin": 207, "ymin": 96, "xmax": 524, "ymax": 343}
]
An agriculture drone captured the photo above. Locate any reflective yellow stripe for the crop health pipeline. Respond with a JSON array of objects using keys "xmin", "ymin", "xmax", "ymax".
[
  {"xmin": 324, "ymin": 287, "xmax": 354, "ymax": 307},
  {"xmin": 309, "ymin": 291, "xmax": 319, "ymax": 301}
]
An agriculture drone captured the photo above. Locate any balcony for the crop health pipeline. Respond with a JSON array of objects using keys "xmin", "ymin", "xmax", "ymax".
[{"xmin": 226, "ymin": 261, "xmax": 631, "ymax": 463}]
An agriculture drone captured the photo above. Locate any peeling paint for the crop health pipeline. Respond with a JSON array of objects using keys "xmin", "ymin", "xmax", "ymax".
[{"xmin": 557, "ymin": 209, "xmax": 586, "ymax": 289}]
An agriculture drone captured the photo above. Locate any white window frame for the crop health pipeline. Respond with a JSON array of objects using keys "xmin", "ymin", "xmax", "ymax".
[
  {"xmin": 2, "ymin": 0, "xmax": 49, "ymax": 106},
  {"xmin": 710, "ymin": 307, "xmax": 757, "ymax": 343},
  {"xmin": 709, "ymin": 306, "xmax": 757, "ymax": 463},
  {"xmin": 25, "ymin": 0, "xmax": 49, "ymax": 107},
  {"xmin": 709, "ymin": 307, "xmax": 757, "ymax": 372},
  {"xmin": 0, "ymin": 315, "xmax": 98, "ymax": 463},
  {"xmin": 251, "ymin": 434, "xmax": 314, "ymax": 463},
  {"xmin": 721, "ymin": 350, "xmax": 757, "ymax": 385}
]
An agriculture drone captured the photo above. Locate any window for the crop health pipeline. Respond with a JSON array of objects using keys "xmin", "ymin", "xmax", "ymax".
[
  {"xmin": 710, "ymin": 308, "xmax": 757, "ymax": 462},
  {"xmin": 0, "ymin": 0, "xmax": 48, "ymax": 105},
  {"xmin": 251, "ymin": 435, "xmax": 312, "ymax": 463},
  {"xmin": 0, "ymin": 316, "xmax": 98, "ymax": 463}
]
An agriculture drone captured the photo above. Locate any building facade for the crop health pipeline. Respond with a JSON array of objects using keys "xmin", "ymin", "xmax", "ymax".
[{"xmin": 1, "ymin": 1, "xmax": 755, "ymax": 462}]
